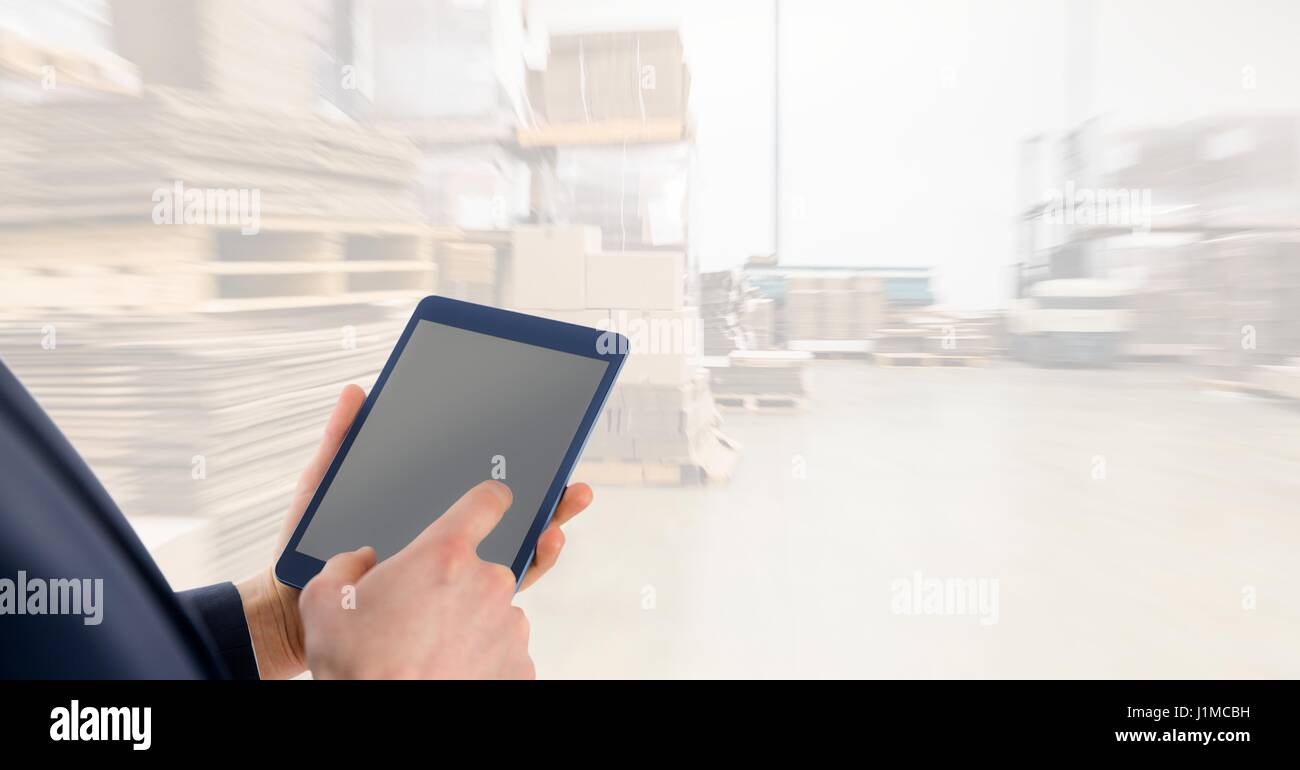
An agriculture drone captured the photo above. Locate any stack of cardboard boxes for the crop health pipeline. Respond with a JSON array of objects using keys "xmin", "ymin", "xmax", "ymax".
[
  {"xmin": 867, "ymin": 312, "xmax": 998, "ymax": 366},
  {"xmin": 707, "ymin": 350, "xmax": 811, "ymax": 411},
  {"xmin": 504, "ymin": 28, "xmax": 725, "ymax": 475},
  {"xmin": 111, "ymin": 0, "xmax": 319, "ymax": 112},
  {"xmin": 0, "ymin": 1, "xmax": 442, "ymax": 586},
  {"xmin": 369, "ymin": 0, "xmax": 531, "ymax": 231},
  {"xmin": 501, "ymin": 224, "xmax": 737, "ymax": 484},
  {"xmin": 370, "ymin": 0, "xmax": 524, "ymax": 122},
  {"xmin": 529, "ymin": 30, "xmax": 689, "ymax": 126},
  {"xmin": 1055, "ymin": 118, "xmax": 1300, "ymax": 371},
  {"xmin": 416, "ymin": 147, "xmax": 531, "ymax": 230},
  {"xmin": 527, "ymin": 30, "xmax": 692, "ymax": 250},
  {"xmin": 0, "ymin": 87, "xmax": 436, "ymax": 311},
  {"xmin": 913, "ymin": 313, "xmax": 997, "ymax": 363},
  {"xmin": 592, "ymin": 371, "xmax": 737, "ymax": 485},
  {"xmin": 1126, "ymin": 288, "xmax": 1207, "ymax": 360},
  {"xmin": 743, "ymin": 297, "xmax": 776, "ymax": 350},
  {"xmin": 698, "ymin": 270, "xmax": 746, "ymax": 354},
  {"xmin": 436, "ymin": 241, "xmax": 498, "ymax": 306},
  {"xmin": 540, "ymin": 143, "xmax": 690, "ymax": 250},
  {"xmin": 0, "ymin": 302, "xmax": 414, "ymax": 587},
  {"xmin": 870, "ymin": 328, "xmax": 929, "ymax": 362},
  {"xmin": 0, "ymin": 86, "xmax": 422, "ymax": 226},
  {"xmin": 782, "ymin": 273, "xmax": 887, "ymax": 343},
  {"xmin": 1195, "ymin": 234, "xmax": 1300, "ymax": 374},
  {"xmin": 1197, "ymin": 116, "xmax": 1300, "ymax": 230}
]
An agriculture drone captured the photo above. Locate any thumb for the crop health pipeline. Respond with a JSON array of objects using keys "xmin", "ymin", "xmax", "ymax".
[{"xmin": 307, "ymin": 546, "xmax": 377, "ymax": 602}]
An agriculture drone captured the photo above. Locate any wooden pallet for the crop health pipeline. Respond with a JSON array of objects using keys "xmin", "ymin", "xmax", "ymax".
[
  {"xmin": 807, "ymin": 350, "xmax": 871, "ymax": 361},
  {"xmin": 872, "ymin": 352, "xmax": 990, "ymax": 367},
  {"xmin": 0, "ymin": 221, "xmax": 465, "ymax": 312},
  {"xmin": 871, "ymin": 352, "xmax": 933, "ymax": 366},
  {"xmin": 787, "ymin": 339, "xmax": 871, "ymax": 360},
  {"xmin": 1122, "ymin": 343, "xmax": 1212, "ymax": 363},
  {"xmin": 575, "ymin": 430, "xmax": 741, "ymax": 487},
  {"xmin": 714, "ymin": 393, "xmax": 807, "ymax": 412},
  {"xmin": 517, "ymin": 117, "xmax": 690, "ymax": 147},
  {"xmin": 931, "ymin": 354, "xmax": 989, "ymax": 367}
]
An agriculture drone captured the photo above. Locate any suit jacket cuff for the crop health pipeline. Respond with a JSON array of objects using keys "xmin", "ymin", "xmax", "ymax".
[{"xmin": 176, "ymin": 582, "xmax": 260, "ymax": 680}]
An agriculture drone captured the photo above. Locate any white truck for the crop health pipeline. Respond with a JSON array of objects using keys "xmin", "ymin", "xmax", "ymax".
[{"xmin": 1006, "ymin": 279, "xmax": 1134, "ymax": 365}]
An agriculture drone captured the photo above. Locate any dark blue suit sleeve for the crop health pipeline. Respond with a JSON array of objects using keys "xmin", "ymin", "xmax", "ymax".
[{"xmin": 175, "ymin": 583, "xmax": 260, "ymax": 680}]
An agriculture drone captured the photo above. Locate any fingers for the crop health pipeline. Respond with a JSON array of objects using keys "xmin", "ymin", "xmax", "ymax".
[
  {"xmin": 517, "ymin": 484, "xmax": 591, "ymax": 591},
  {"xmin": 518, "ymin": 526, "xmax": 564, "ymax": 591},
  {"xmin": 325, "ymin": 383, "xmax": 367, "ymax": 441},
  {"xmin": 550, "ymin": 482, "xmax": 593, "ymax": 528},
  {"xmin": 279, "ymin": 385, "xmax": 367, "ymax": 554},
  {"xmin": 411, "ymin": 480, "xmax": 513, "ymax": 553},
  {"xmin": 304, "ymin": 546, "xmax": 376, "ymax": 605},
  {"xmin": 315, "ymin": 477, "xmax": 579, "ymax": 598},
  {"xmin": 297, "ymin": 385, "xmax": 367, "ymax": 497}
]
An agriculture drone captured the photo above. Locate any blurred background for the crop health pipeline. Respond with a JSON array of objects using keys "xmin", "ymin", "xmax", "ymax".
[{"xmin": 0, "ymin": 0, "xmax": 1297, "ymax": 678}]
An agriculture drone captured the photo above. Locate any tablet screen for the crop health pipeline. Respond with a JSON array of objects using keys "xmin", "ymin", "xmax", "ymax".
[{"xmin": 296, "ymin": 319, "xmax": 610, "ymax": 567}]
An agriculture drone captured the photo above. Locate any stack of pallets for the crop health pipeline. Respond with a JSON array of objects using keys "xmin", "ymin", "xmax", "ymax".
[
  {"xmin": 0, "ymin": 302, "xmax": 415, "ymax": 586},
  {"xmin": 706, "ymin": 350, "xmax": 811, "ymax": 412},
  {"xmin": 0, "ymin": 81, "xmax": 446, "ymax": 586},
  {"xmin": 502, "ymin": 224, "xmax": 739, "ymax": 485},
  {"xmin": 0, "ymin": 87, "xmax": 441, "ymax": 313}
]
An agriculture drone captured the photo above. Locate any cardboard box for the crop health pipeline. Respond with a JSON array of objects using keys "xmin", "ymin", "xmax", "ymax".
[
  {"xmin": 370, "ymin": 0, "xmax": 525, "ymax": 120},
  {"xmin": 783, "ymin": 290, "xmax": 822, "ymax": 340},
  {"xmin": 615, "ymin": 353, "xmax": 692, "ymax": 386},
  {"xmin": 112, "ymin": 0, "xmax": 316, "ymax": 111},
  {"xmin": 606, "ymin": 308, "xmax": 701, "ymax": 385},
  {"xmin": 780, "ymin": 273, "xmax": 887, "ymax": 340},
  {"xmin": 516, "ymin": 308, "xmax": 611, "ymax": 330},
  {"xmin": 607, "ymin": 308, "xmax": 702, "ymax": 354},
  {"xmin": 438, "ymin": 242, "xmax": 496, "ymax": 285},
  {"xmin": 580, "ymin": 429, "xmax": 637, "ymax": 461},
  {"xmin": 743, "ymin": 297, "xmax": 775, "ymax": 348},
  {"xmin": 541, "ymin": 145, "xmax": 690, "ymax": 248},
  {"xmin": 709, "ymin": 350, "xmax": 810, "ymax": 396},
  {"xmin": 504, "ymin": 225, "xmax": 600, "ymax": 309},
  {"xmin": 586, "ymin": 251, "xmax": 684, "ymax": 310},
  {"xmin": 537, "ymin": 30, "xmax": 689, "ymax": 123},
  {"xmin": 635, "ymin": 30, "xmax": 691, "ymax": 120}
]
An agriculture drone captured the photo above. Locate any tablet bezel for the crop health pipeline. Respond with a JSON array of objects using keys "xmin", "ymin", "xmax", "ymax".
[{"xmin": 275, "ymin": 295, "xmax": 628, "ymax": 591}]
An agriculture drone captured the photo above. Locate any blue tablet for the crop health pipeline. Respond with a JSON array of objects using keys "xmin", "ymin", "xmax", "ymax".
[{"xmin": 275, "ymin": 296, "xmax": 627, "ymax": 590}]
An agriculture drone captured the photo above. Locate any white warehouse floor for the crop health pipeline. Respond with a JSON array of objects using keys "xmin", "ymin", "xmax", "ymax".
[{"xmin": 518, "ymin": 362, "xmax": 1300, "ymax": 678}]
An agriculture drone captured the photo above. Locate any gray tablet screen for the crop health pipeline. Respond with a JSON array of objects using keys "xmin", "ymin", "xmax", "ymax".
[{"xmin": 297, "ymin": 320, "xmax": 609, "ymax": 567}]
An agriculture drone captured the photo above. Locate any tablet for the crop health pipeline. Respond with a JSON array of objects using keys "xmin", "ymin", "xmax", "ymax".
[{"xmin": 275, "ymin": 296, "xmax": 627, "ymax": 590}]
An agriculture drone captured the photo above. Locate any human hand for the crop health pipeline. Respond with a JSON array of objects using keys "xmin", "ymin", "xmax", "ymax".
[
  {"xmin": 299, "ymin": 480, "xmax": 532, "ymax": 679},
  {"xmin": 236, "ymin": 385, "xmax": 594, "ymax": 678}
]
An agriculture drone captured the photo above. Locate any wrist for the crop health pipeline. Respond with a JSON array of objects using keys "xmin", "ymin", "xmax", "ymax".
[{"xmin": 236, "ymin": 569, "xmax": 307, "ymax": 679}]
